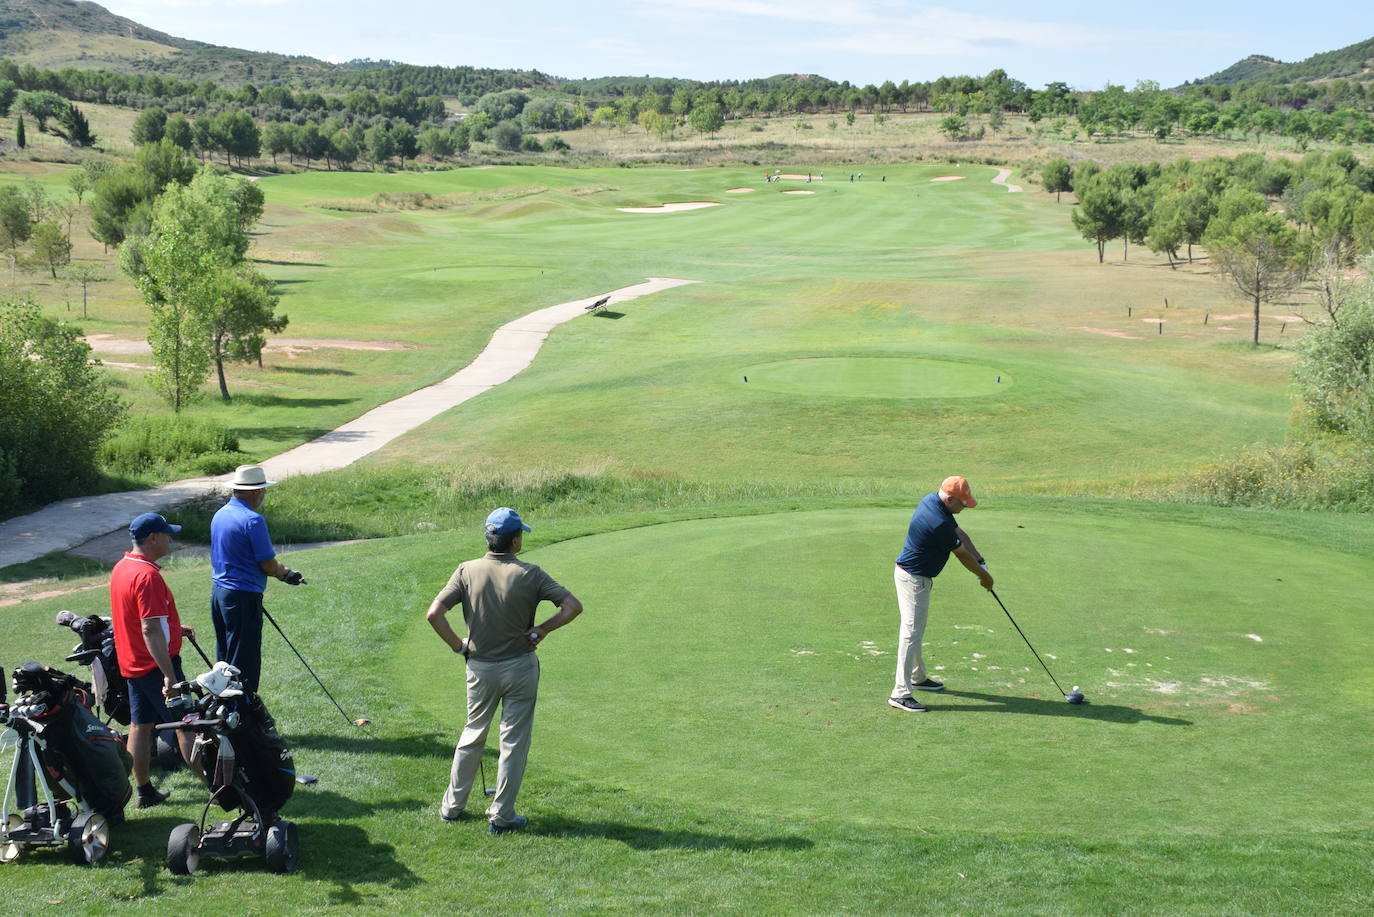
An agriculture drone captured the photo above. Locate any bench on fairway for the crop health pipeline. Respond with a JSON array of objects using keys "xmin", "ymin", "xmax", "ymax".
[{"xmin": 584, "ymin": 296, "xmax": 611, "ymax": 315}]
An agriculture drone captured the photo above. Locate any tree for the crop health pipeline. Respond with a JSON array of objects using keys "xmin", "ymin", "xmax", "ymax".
[
  {"xmin": 330, "ymin": 130, "xmax": 360, "ymax": 170},
  {"xmin": 688, "ymin": 103, "xmax": 724, "ymax": 137},
  {"xmin": 0, "ymin": 184, "xmax": 32, "ymax": 253},
  {"xmin": 364, "ymin": 125, "xmax": 396, "ymax": 165},
  {"xmin": 1041, "ymin": 158, "xmax": 1073, "ymax": 202},
  {"xmin": 0, "ymin": 80, "xmax": 15, "ymax": 118},
  {"xmin": 418, "ymin": 126, "xmax": 455, "ymax": 160},
  {"xmin": 491, "ymin": 120, "xmax": 522, "ymax": 151},
  {"xmin": 30, "ymin": 221, "xmax": 71, "ymax": 279},
  {"xmin": 164, "ymin": 114, "xmax": 194, "ymax": 152},
  {"xmin": 66, "ymin": 261, "xmax": 107, "ymax": 318},
  {"xmin": 1212, "ymin": 211, "xmax": 1308, "ymax": 344},
  {"xmin": 1294, "ymin": 260, "xmax": 1374, "ymax": 442},
  {"xmin": 1070, "ymin": 175, "xmax": 1125, "ymax": 263},
  {"xmin": 0, "ymin": 299, "xmax": 125, "ymax": 512},
  {"xmin": 15, "ymin": 115, "xmax": 25, "ymax": 149},
  {"xmin": 16, "ymin": 90, "xmax": 66, "ymax": 132},
  {"xmin": 391, "ymin": 124, "xmax": 419, "ymax": 167},
  {"xmin": 88, "ymin": 139, "xmax": 198, "ymax": 248},
  {"xmin": 939, "ymin": 114, "xmax": 967, "ymax": 139},
  {"xmin": 59, "ymin": 104, "xmax": 95, "ymax": 147},
  {"xmin": 131, "ymin": 107, "xmax": 168, "ymax": 146},
  {"xmin": 121, "ymin": 170, "xmax": 262, "ymax": 408},
  {"xmin": 207, "ymin": 266, "xmax": 287, "ymax": 401}
]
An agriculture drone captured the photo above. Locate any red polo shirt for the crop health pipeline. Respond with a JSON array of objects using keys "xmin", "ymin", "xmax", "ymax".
[{"xmin": 110, "ymin": 551, "xmax": 183, "ymax": 678}]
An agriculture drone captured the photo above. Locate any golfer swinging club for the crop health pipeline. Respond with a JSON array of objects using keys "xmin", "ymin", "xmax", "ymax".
[
  {"xmin": 889, "ymin": 476, "xmax": 993, "ymax": 712},
  {"xmin": 426, "ymin": 508, "xmax": 583, "ymax": 833}
]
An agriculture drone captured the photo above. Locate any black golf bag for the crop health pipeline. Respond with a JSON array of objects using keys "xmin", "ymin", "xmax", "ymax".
[
  {"xmin": 161, "ymin": 663, "xmax": 299, "ymax": 874},
  {"xmin": 57, "ymin": 613, "xmax": 130, "ymax": 726},
  {"xmin": 6, "ymin": 663, "xmax": 132, "ymax": 822}
]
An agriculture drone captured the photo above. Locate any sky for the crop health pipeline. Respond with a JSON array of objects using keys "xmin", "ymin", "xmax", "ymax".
[{"xmin": 97, "ymin": 0, "xmax": 1372, "ymax": 91}]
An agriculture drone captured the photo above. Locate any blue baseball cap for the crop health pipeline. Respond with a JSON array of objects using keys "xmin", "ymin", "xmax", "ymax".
[
  {"xmin": 130, "ymin": 512, "xmax": 181, "ymax": 540},
  {"xmin": 485, "ymin": 507, "xmax": 531, "ymax": 537}
]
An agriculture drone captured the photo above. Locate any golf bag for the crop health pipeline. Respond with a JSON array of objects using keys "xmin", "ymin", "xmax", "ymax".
[
  {"xmin": 5, "ymin": 663, "xmax": 132, "ymax": 822},
  {"xmin": 57, "ymin": 613, "xmax": 130, "ymax": 726}
]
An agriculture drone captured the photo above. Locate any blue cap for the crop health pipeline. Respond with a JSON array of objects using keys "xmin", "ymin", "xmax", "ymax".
[
  {"xmin": 485, "ymin": 507, "xmax": 531, "ymax": 537},
  {"xmin": 130, "ymin": 512, "xmax": 181, "ymax": 540}
]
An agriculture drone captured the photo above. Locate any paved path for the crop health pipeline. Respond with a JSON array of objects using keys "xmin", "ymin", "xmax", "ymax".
[
  {"xmin": 991, "ymin": 168, "xmax": 1023, "ymax": 193},
  {"xmin": 0, "ymin": 277, "xmax": 696, "ymax": 569}
]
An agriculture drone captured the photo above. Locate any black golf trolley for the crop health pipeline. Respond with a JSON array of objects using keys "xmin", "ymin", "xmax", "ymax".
[
  {"xmin": 0, "ymin": 663, "xmax": 132, "ymax": 866},
  {"xmin": 158, "ymin": 662, "xmax": 300, "ymax": 874}
]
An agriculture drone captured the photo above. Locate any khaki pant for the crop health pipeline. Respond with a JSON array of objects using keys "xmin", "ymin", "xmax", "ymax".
[
  {"xmin": 892, "ymin": 566, "xmax": 933, "ymax": 699},
  {"xmin": 441, "ymin": 652, "xmax": 540, "ymax": 825}
]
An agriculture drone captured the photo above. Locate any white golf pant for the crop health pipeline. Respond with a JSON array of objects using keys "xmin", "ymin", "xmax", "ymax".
[
  {"xmin": 892, "ymin": 566, "xmax": 933, "ymax": 698},
  {"xmin": 442, "ymin": 652, "xmax": 540, "ymax": 825}
]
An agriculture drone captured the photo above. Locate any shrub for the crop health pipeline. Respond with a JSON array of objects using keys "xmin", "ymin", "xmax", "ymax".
[{"xmin": 100, "ymin": 415, "xmax": 242, "ymax": 474}]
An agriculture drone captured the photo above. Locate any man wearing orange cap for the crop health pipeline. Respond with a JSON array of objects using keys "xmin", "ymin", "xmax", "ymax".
[{"xmin": 889, "ymin": 476, "xmax": 994, "ymax": 712}]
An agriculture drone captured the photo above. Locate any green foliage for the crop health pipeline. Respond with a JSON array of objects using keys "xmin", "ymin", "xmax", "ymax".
[
  {"xmin": 472, "ymin": 89, "xmax": 529, "ymax": 122},
  {"xmin": 0, "ymin": 184, "xmax": 31, "ymax": 250},
  {"xmin": 364, "ymin": 124, "xmax": 396, "ymax": 164},
  {"xmin": 0, "ymin": 79, "xmax": 15, "ymax": 117},
  {"xmin": 98, "ymin": 413, "xmax": 241, "ymax": 474},
  {"xmin": 1040, "ymin": 157, "xmax": 1072, "ymax": 201},
  {"xmin": 29, "ymin": 220, "xmax": 71, "ymax": 278},
  {"xmin": 15, "ymin": 89, "xmax": 66, "ymax": 131},
  {"xmin": 0, "ymin": 299, "xmax": 125, "ymax": 513},
  {"xmin": 88, "ymin": 138, "xmax": 198, "ymax": 247},
  {"xmin": 491, "ymin": 119, "xmax": 523, "ymax": 151},
  {"xmin": 14, "ymin": 113, "xmax": 23, "ymax": 148},
  {"xmin": 1294, "ymin": 268, "xmax": 1374, "ymax": 442},
  {"xmin": 687, "ymin": 102, "xmax": 724, "ymax": 136},
  {"xmin": 57, "ymin": 102, "xmax": 94, "ymax": 146},
  {"xmin": 164, "ymin": 112, "xmax": 193, "ymax": 151},
  {"xmin": 131, "ymin": 105, "xmax": 167, "ymax": 145}
]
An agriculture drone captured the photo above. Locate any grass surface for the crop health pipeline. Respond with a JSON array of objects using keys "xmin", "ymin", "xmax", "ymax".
[{"xmin": 2, "ymin": 499, "xmax": 1371, "ymax": 914}]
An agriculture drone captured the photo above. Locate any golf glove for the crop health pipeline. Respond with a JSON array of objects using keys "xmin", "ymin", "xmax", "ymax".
[{"xmin": 281, "ymin": 568, "xmax": 306, "ymax": 586}]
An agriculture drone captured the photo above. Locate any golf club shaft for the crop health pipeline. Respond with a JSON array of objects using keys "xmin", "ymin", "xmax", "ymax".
[
  {"xmin": 989, "ymin": 590, "xmax": 1068, "ymax": 696},
  {"xmin": 184, "ymin": 632, "xmax": 212, "ymax": 666},
  {"xmin": 262, "ymin": 607, "xmax": 367, "ymax": 728}
]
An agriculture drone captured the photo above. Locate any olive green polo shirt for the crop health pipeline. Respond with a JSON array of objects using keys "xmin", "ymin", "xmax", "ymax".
[{"xmin": 434, "ymin": 552, "xmax": 571, "ymax": 661}]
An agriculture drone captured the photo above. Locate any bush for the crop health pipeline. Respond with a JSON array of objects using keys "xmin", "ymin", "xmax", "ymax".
[
  {"xmin": 1186, "ymin": 441, "xmax": 1374, "ymax": 511},
  {"xmin": 0, "ymin": 300, "xmax": 125, "ymax": 515},
  {"xmin": 99, "ymin": 415, "xmax": 242, "ymax": 474}
]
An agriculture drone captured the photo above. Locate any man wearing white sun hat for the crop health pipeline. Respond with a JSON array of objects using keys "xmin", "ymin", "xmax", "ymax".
[{"xmin": 210, "ymin": 464, "xmax": 305, "ymax": 693}]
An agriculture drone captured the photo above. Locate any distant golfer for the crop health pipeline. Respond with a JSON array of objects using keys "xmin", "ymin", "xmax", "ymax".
[
  {"xmin": 426, "ymin": 507, "xmax": 583, "ymax": 833},
  {"xmin": 110, "ymin": 512, "xmax": 200, "ymax": 807},
  {"xmin": 210, "ymin": 465, "xmax": 304, "ymax": 693},
  {"xmin": 889, "ymin": 476, "xmax": 993, "ymax": 712}
]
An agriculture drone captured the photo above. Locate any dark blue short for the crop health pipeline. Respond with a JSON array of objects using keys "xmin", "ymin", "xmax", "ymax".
[{"xmin": 127, "ymin": 656, "xmax": 186, "ymax": 725}]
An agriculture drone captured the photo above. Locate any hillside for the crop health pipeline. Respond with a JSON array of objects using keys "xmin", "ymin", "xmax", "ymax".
[{"xmin": 1191, "ymin": 36, "xmax": 1374, "ymax": 85}]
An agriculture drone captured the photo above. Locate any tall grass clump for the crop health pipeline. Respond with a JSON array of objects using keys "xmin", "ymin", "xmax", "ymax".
[
  {"xmin": 1184, "ymin": 441, "xmax": 1374, "ymax": 511},
  {"xmin": 100, "ymin": 415, "xmax": 245, "ymax": 476}
]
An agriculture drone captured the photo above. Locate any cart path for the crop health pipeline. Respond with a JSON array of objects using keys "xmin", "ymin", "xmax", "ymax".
[
  {"xmin": 991, "ymin": 168, "xmax": 1023, "ymax": 193},
  {"xmin": 0, "ymin": 278, "xmax": 697, "ymax": 570}
]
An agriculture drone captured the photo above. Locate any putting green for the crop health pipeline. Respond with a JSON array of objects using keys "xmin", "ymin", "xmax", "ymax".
[
  {"xmin": 737, "ymin": 357, "xmax": 1009, "ymax": 399},
  {"xmin": 397, "ymin": 503, "xmax": 1371, "ymax": 837}
]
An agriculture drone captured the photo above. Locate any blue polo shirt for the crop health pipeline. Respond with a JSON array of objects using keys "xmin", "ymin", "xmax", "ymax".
[
  {"xmin": 895, "ymin": 493, "xmax": 962, "ymax": 577},
  {"xmin": 211, "ymin": 496, "xmax": 276, "ymax": 593}
]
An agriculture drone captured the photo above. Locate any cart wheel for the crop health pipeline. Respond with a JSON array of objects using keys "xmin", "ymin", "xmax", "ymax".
[
  {"xmin": 264, "ymin": 820, "xmax": 299, "ymax": 873},
  {"xmin": 0, "ymin": 840, "xmax": 19, "ymax": 863},
  {"xmin": 66, "ymin": 812, "xmax": 109, "ymax": 865},
  {"xmin": 167, "ymin": 823, "xmax": 200, "ymax": 875},
  {"xmin": 154, "ymin": 734, "xmax": 183, "ymax": 773}
]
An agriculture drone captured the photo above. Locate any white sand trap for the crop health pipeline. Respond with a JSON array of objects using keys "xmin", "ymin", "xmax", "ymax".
[
  {"xmin": 727, "ymin": 188, "xmax": 755, "ymax": 193},
  {"xmin": 1210, "ymin": 313, "xmax": 1250, "ymax": 321},
  {"xmin": 1077, "ymin": 326, "xmax": 1142, "ymax": 339},
  {"xmin": 1141, "ymin": 318, "xmax": 1166, "ymax": 324},
  {"xmin": 618, "ymin": 202, "xmax": 721, "ymax": 213},
  {"xmin": 931, "ymin": 176, "xmax": 965, "ymax": 182},
  {"xmin": 782, "ymin": 190, "xmax": 815, "ymax": 195},
  {"xmin": 778, "ymin": 174, "xmax": 815, "ymax": 180}
]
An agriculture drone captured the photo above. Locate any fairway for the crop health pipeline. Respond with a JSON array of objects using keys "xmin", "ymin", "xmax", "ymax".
[{"xmin": 737, "ymin": 356, "xmax": 1010, "ymax": 398}]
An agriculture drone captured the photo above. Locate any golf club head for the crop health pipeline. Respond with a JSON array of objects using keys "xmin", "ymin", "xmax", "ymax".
[
  {"xmin": 296, "ymin": 774, "xmax": 319, "ymax": 785},
  {"xmin": 1065, "ymin": 692, "xmax": 1085, "ymax": 704},
  {"xmin": 352, "ymin": 717, "xmax": 372, "ymax": 727},
  {"xmin": 484, "ymin": 788, "xmax": 497, "ymax": 796}
]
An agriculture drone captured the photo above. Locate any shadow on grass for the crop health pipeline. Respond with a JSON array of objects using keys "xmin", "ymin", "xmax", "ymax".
[
  {"xmin": 591, "ymin": 310, "xmax": 626, "ymax": 320},
  {"xmin": 533, "ymin": 815, "xmax": 814, "ymax": 852},
  {"xmin": 232, "ymin": 394, "xmax": 357, "ymax": 409},
  {"xmin": 291, "ymin": 731, "xmax": 452, "ymax": 760},
  {"xmin": 274, "ymin": 366, "xmax": 356, "ymax": 376},
  {"xmin": 0, "ymin": 552, "xmax": 110, "ymax": 583},
  {"xmin": 938, "ymin": 690, "xmax": 1192, "ymax": 726},
  {"xmin": 253, "ymin": 259, "xmax": 328, "ymax": 267},
  {"xmin": 308, "ymin": 823, "xmax": 422, "ymax": 903},
  {"xmin": 287, "ymin": 787, "xmax": 430, "ymax": 819}
]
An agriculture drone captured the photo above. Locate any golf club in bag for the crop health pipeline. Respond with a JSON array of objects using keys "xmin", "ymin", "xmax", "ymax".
[
  {"xmin": 55, "ymin": 610, "xmax": 186, "ymax": 773},
  {"xmin": 988, "ymin": 590, "xmax": 1085, "ymax": 704},
  {"xmin": 158, "ymin": 661, "xmax": 300, "ymax": 874},
  {"xmin": 0, "ymin": 663, "xmax": 132, "ymax": 865}
]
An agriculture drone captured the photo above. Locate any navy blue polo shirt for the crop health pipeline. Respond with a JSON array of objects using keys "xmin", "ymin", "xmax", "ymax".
[
  {"xmin": 211, "ymin": 496, "xmax": 276, "ymax": 593},
  {"xmin": 895, "ymin": 492, "xmax": 962, "ymax": 577}
]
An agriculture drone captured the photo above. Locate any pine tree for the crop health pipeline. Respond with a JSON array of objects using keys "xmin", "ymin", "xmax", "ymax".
[{"xmin": 15, "ymin": 115, "xmax": 25, "ymax": 149}]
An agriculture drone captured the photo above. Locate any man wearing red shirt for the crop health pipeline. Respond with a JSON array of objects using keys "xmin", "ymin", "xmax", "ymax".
[{"xmin": 111, "ymin": 512, "xmax": 198, "ymax": 808}]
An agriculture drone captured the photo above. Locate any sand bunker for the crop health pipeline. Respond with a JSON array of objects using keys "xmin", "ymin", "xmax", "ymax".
[
  {"xmin": 727, "ymin": 188, "xmax": 755, "ymax": 194},
  {"xmin": 84, "ymin": 334, "xmax": 417, "ymax": 355},
  {"xmin": 782, "ymin": 190, "xmax": 815, "ymax": 195},
  {"xmin": 931, "ymin": 176, "xmax": 965, "ymax": 182},
  {"xmin": 1076, "ymin": 326, "xmax": 1143, "ymax": 340},
  {"xmin": 617, "ymin": 202, "xmax": 721, "ymax": 213}
]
